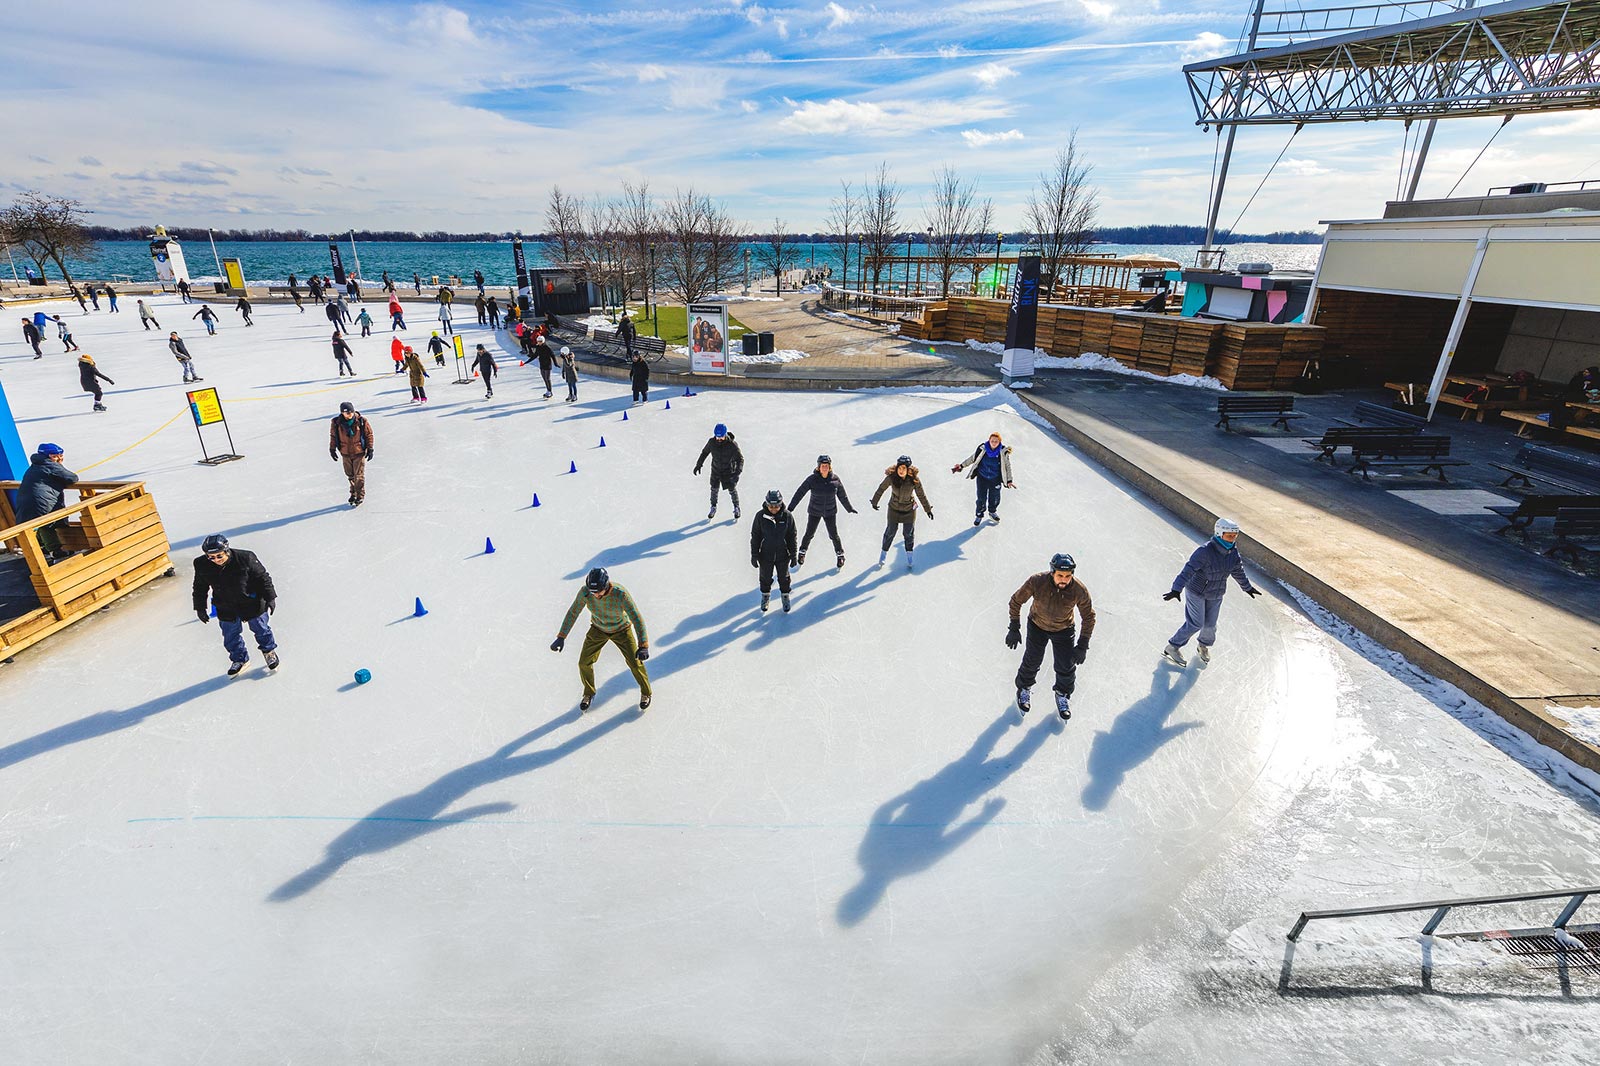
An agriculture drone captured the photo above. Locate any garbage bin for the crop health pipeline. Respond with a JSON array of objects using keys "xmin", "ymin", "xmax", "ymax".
[
  {"xmin": 758, "ymin": 331, "xmax": 775, "ymax": 355},
  {"xmin": 213, "ymin": 282, "xmax": 228, "ymax": 294},
  {"xmin": 741, "ymin": 333, "xmax": 760, "ymax": 357}
]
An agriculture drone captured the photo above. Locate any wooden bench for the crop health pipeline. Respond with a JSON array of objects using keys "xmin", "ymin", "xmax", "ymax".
[
  {"xmin": 1435, "ymin": 392, "xmax": 1526, "ymax": 422},
  {"xmin": 1346, "ymin": 401, "xmax": 1429, "ymax": 430},
  {"xmin": 1489, "ymin": 494, "xmax": 1600, "ymax": 537},
  {"xmin": 1216, "ymin": 395, "xmax": 1305, "ymax": 432},
  {"xmin": 1493, "ymin": 444, "xmax": 1600, "ymax": 495},
  {"xmin": 589, "ymin": 328, "xmax": 669, "ymax": 364},
  {"xmin": 1302, "ymin": 425, "xmax": 1421, "ymax": 463},
  {"xmin": 1502, "ymin": 410, "xmax": 1553, "ymax": 437},
  {"xmin": 1347, "ymin": 436, "xmax": 1468, "ymax": 482},
  {"xmin": 1547, "ymin": 508, "xmax": 1600, "ymax": 565}
]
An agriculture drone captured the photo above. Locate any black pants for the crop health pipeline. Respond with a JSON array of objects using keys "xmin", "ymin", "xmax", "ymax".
[
  {"xmin": 360, "ymin": 323, "xmax": 371, "ymax": 336},
  {"xmin": 85, "ymin": 383, "xmax": 102, "ymax": 402},
  {"xmin": 489, "ymin": 311, "xmax": 500, "ymax": 327},
  {"xmin": 632, "ymin": 383, "xmax": 648, "ymax": 402},
  {"xmin": 709, "ymin": 475, "xmax": 739, "ymax": 512},
  {"xmin": 477, "ymin": 309, "xmax": 487, "ymax": 324},
  {"xmin": 411, "ymin": 384, "xmax": 427, "ymax": 401},
  {"xmin": 758, "ymin": 556, "xmax": 792, "ymax": 594},
  {"xmin": 801, "ymin": 512, "xmax": 842, "ymax": 553},
  {"xmin": 974, "ymin": 476, "xmax": 1002, "ymax": 517},
  {"xmin": 1015, "ymin": 619, "xmax": 1077, "ymax": 696},
  {"xmin": 336, "ymin": 356, "xmax": 354, "ymax": 376},
  {"xmin": 881, "ymin": 513, "xmax": 916, "ymax": 552},
  {"xmin": 539, "ymin": 365, "xmax": 552, "ymax": 393}
]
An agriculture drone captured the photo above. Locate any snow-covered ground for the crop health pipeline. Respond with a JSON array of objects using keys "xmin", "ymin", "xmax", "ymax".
[{"xmin": 1, "ymin": 295, "xmax": 1598, "ymax": 1064}]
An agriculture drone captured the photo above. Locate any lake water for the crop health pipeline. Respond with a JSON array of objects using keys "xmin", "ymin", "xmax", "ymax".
[{"xmin": 21, "ymin": 240, "xmax": 1321, "ymax": 287}]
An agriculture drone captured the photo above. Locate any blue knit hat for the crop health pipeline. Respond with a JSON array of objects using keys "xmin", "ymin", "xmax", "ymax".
[
  {"xmin": 37, "ymin": 442, "xmax": 63, "ymax": 456},
  {"xmin": 714, "ymin": 423, "xmax": 728, "ymax": 437}
]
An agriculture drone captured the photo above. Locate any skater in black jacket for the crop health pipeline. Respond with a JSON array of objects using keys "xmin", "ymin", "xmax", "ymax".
[
  {"xmin": 426, "ymin": 331, "xmax": 449, "ymax": 368},
  {"xmin": 331, "ymin": 331, "xmax": 356, "ymax": 376},
  {"xmin": 192, "ymin": 534, "xmax": 280, "ymax": 676},
  {"xmin": 750, "ymin": 488, "xmax": 798, "ymax": 612},
  {"xmin": 694, "ymin": 424, "xmax": 744, "ymax": 520},
  {"xmin": 531, "ymin": 336, "xmax": 555, "ymax": 397},
  {"xmin": 629, "ymin": 353, "xmax": 650, "ymax": 404},
  {"xmin": 235, "ymin": 296, "xmax": 254, "ymax": 326},
  {"xmin": 77, "ymin": 353, "xmax": 113, "ymax": 412},
  {"xmin": 471, "ymin": 343, "xmax": 497, "ymax": 398},
  {"xmin": 790, "ymin": 454, "xmax": 857, "ymax": 569}
]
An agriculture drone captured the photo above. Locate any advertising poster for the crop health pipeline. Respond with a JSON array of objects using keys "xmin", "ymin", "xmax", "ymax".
[
  {"xmin": 687, "ymin": 303, "xmax": 730, "ymax": 375},
  {"xmin": 222, "ymin": 258, "xmax": 247, "ymax": 293},
  {"xmin": 187, "ymin": 387, "xmax": 225, "ymax": 426},
  {"xmin": 328, "ymin": 242, "xmax": 347, "ymax": 285}
]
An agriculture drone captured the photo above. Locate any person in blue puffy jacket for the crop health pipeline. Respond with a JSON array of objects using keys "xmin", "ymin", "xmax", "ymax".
[{"xmin": 1161, "ymin": 517, "xmax": 1261, "ymax": 667}]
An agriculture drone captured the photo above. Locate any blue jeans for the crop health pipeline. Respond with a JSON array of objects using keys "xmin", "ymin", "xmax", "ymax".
[
  {"xmin": 1169, "ymin": 593, "xmax": 1223, "ymax": 648},
  {"xmin": 974, "ymin": 475, "xmax": 1002, "ymax": 517},
  {"xmin": 221, "ymin": 612, "xmax": 276, "ymax": 663},
  {"xmin": 204, "ymin": 319, "xmax": 216, "ymax": 335}
]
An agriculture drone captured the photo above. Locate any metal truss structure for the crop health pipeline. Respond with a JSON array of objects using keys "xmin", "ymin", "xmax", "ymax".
[{"xmin": 1185, "ymin": 1, "xmax": 1600, "ymax": 126}]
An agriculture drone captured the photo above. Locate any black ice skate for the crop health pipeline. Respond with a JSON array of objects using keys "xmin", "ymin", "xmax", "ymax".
[
  {"xmin": 795, "ymin": 549, "xmax": 806, "ymax": 568},
  {"xmin": 1055, "ymin": 691, "xmax": 1071, "ymax": 721},
  {"xmin": 639, "ymin": 693, "xmax": 652, "ymax": 711},
  {"xmin": 265, "ymin": 650, "xmax": 280, "ymax": 671},
  {"xmin": 836, "ymin": 551, "xmax": 845, "ymax": 569},
  {"xmin": 227, "ymin": 661, "xmax": 247, "ymax": 677},
  {"xmin": 761, "ymin": 592, "xmax": 770, "ymax": 612},
  {"xmin": 1016, "ymin": 687, "xmax": 1031, "ymax": 715},
  {"xmin": 579, "ymin": 694, "xmax": 593, "ymax": 712}
]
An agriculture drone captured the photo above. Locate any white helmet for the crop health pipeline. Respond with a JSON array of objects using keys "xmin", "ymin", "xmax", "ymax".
[
  {"xmin": 1214, "ymin": 517, "xmax": 1240, "ymax": 536},
  {"xmin": 560, "ymin": 346, "xmax": 572, "ymax": 356}
]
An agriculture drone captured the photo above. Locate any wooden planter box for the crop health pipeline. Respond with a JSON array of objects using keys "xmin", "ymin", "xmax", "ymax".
[{"xmin": 0, "ymin": 481, "xmax": 174, "ymax": 660}]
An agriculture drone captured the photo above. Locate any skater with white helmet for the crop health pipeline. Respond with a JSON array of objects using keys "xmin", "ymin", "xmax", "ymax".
[
  {"xmin": 1160, "ymin": 518, "xmax": 1262, "ymax": 667},
  {"xmin": 1007, "ymin": 553, "xmax": 1095, "ymax": 721}
]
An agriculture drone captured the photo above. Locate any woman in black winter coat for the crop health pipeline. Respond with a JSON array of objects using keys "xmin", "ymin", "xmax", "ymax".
[
  {"xmin": 78, "ymin": 354, "xmax": 113, "ymax": 411},
  {"xmin": 789, "ymin": 454, "xmax": 857, "ymax": 569},
  {"xmin": 629, "ymin": 354, "xmax": 650, "ymax": 405}
]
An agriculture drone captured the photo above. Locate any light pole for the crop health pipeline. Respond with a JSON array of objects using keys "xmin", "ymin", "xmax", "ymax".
[
  {"xmin": 924, "ymin": 225, "xmax": 933, "ymax": 296},
  {"xmin": 743, "ymin": 247, "xmax": 751, "ymax": 296},
  {"xmin": 856, "ymin": 235, "xmax": 865, "ymax": 305},
  {"xmin": 993, "ymin": 233, "xmax": 1004, "ymax": 298},
  {"xmin": 647, "ymin": 243, "xmax": 656, "ymax": 336}
]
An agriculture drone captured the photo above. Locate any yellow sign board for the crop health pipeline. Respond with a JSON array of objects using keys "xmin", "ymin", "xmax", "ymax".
[
  {"xmin": 453, "ymin": 334, "xmax": 465, "ymax": 361},
  {"xmin": 222, "ymin": 257, "xmax": 246, "ymax": 292},
  {"xmin": 187, "ymin": 387, "xmax": 225, "ymax": 427}
]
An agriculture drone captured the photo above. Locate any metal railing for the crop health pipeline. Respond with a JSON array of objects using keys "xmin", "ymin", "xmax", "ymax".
[
  {"xmin": 1487, "ymin": 179, "xmax": 1600, "ymax": 195},
  {"xmin": 1287, "ymin": 884, "xmax": 1597, "ymax": 942}
]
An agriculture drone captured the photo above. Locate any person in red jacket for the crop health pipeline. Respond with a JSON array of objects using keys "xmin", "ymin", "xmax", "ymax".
[{"xmin": 390, "ymin": 336, "xmax": 406, "ymax": 374}]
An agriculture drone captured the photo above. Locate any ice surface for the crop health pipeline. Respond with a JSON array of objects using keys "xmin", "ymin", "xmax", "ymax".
[{"xmin": 1, "ymin": 297, "xmax": 1597, "ymax": 1064}]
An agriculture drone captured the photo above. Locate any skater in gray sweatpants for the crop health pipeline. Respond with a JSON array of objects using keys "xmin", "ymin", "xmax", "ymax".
[{"xmin": 1160, "ymin": 517, "xmax": 1261, "ymax": 666}]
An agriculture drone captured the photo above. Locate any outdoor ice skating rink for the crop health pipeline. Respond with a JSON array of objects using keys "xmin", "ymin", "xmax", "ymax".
[{"xmin": 3, "ymin": 295, "xmax": 1597, "ymax": 1064}]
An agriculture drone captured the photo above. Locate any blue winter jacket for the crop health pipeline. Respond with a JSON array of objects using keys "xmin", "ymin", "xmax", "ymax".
[
  {"xmin": 14, "ymin": 452, "xmax": 79, "ymax": 523},
  {"xmin": 1170, "ymin": 539, "xmax": 1256, "ymax": 599}
]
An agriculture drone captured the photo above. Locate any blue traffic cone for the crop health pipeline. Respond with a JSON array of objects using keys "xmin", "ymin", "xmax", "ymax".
[
  {"xmin": 531, "ymin": 493, "xmax": 541, "ymax": 507},
  {"xmin": 664, "ymin": 400, "xmax": 671, "ymax": 410},
  {"xmin": 568, "ymin": 460, "xmax": 577, "ymax": 473},
  {"xmin": 683, "ymin": 387, "xmax": 694, "ymax": 397},
  {"xmin": 413, "ymin": 597, "xmax": 428, "ymax": 618},
  {"xmin": 621, "ymin": 410, "xmax": 628, "ymax": 421},
  {"xmin": 484, "ymin": 537, "xmax": 496, "ymax": 555},
  {"xmin": 599, "ymin": 436, "xmax": 606, "ymax": 448}
]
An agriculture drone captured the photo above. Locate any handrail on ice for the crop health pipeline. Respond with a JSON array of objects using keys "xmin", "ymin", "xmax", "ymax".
[{"xmin": 1286, "ymin": 884, "xmax": 1599, "ymax": 942}]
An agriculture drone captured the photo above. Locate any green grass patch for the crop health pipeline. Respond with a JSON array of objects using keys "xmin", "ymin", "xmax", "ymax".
[{"xmin": 624, "ymin": 304, "xmax": 748, "ymax": 347}]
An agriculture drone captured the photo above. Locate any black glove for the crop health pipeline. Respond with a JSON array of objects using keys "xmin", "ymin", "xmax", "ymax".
[
  {"xmin": 549, "ymin": 636, "xmax": 564, "ymax": 652},
  {"xmin": 789, "ymin": 555, "xmax": 797, "ymax": 568},
  {"xmin": 106, "ymin": 378, "xmax": 115, "ymax": 384},
  {"xmin": 1074, "ymin": 643, "xmax": 1089, "ymax": 665},
  {"xmin": 871, "ymin": 501, "xmax": 879, "ymax": 510},
  {"xmin": 693, "ymin": 466, "xmax": 702, "ymax": 476},
  {"xmin": 636, "ymin": 646, "xmax": 650, "ymax": 662},
  {"xmin": 196, "ymin": 609, "xmax": 209, "ymax": 624},
  {"xmin": 925, "ymin": 509, "xmax": 934, "ymax": 519},
  {"xmin": 1163, "ymin": 590, "xmax": 1182, "ymax": 601},
  {"xmin": 364, "ymin": 450, "xmax": 373, "ymax": 461},
  {"xmin": 1245, "ymin": 587, "xmax": 1263, "ymax": 598},
  {"xmin": 265, "ymin": 600, "xmax": 276, "ymax": 616},
  {"xmin": 1005, "ymin": 621, "xmax": 1021, "ymax": 650},
  {"xmin": 330, "ymin": 447, "xmax": 338, "ymax": 460},
  {"xmin": 751, "ymin": 555, "xmax": 759, "ymax": 568}
]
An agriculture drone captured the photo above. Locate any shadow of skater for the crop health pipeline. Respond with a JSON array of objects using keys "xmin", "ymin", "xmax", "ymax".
[
  {"xmin": 269, "ymin": 706, "xmax": 630, "ymax": 901},
  {"xmin": 837, "ymin": 711, "xmax": 1056, "ymax": 927},
  {"xmin": 0, "ymin": 675, "xmax": 234, "ymax": 772},
  {"xmin": 1080, "ymin": 665, "xmax": 1204, "ymax": 812},
  {"xmin": 564, "ymin": 522, "xmax": 719, "ymax": 579}
]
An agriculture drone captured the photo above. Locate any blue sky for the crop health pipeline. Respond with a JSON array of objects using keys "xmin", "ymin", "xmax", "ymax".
[{"xmin": 4, "ymin": 1, "xmax": 1599, "ymax": 233}]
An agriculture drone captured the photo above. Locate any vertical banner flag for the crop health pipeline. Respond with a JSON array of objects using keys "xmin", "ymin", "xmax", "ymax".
[
  {"xmin": 512, "ymin": 238, "xmax": 530, "ymax": 313},
  {"xmin": 686, "ymin": 304, "xmax": 731, "ymax": 375},
  {"xmin": 1000, "ymin": 254, "xmax": 1042, "ymax": 388},
  {"xmin": 328, "ymin": 242, "xmax": 347, "ymax": 285}
]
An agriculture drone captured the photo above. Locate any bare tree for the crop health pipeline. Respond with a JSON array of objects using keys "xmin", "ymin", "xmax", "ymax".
[
  {"xmin": 617, "ymin": 180, "xmax": 657, "ymax": 302},
  {"xmin": 572, "ymin": 196, "xmax": 624, "ymax": 310},
  {"xmin": 924, "ymin": 165, "xmax": 997, "ymax": 298},
  {"xmin": 757, "ymin": 219, "xmax": 797, "ymax": 295},
  {"xmin": 964, "ymin": 199, "xmax": 997, "ymax": 296},
  {"xmin": 544, "ymin": 185, "xmax": 581, "ymax": 264},
  {"xmin": 859, "ymin": 162, "xmax": 901, "ymax": 294},
  {"xmin": 659, "ymin": 188, "xmax": 743, "ymax": 304},
  {"xmin": 824, "ymin": 180, "xmax": 857, "ymax": 290},
  {"xmin": 0, "ymin": 191, "xmax": 94, "ymax": 283},
  {"xmin": 1025, "ymin": 131, "xmax": 1099, "ymax": 297}
]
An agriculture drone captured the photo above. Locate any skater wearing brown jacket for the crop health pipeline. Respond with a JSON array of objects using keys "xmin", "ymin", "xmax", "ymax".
[
  {"xmin": 1006, "ymin": 553, "xmax": 1095, "ymax": 721},
  {"xmin": 870, "ymin": 454, "xmax": 932, "ymax": 569}
]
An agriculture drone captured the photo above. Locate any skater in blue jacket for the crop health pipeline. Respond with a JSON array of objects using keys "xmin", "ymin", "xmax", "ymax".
[{"xmin": 1160, "ymin": 518, "xmax": 1261, "ymax": 666}]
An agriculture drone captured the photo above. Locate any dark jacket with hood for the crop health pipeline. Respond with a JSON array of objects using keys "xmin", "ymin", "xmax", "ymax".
[
  {"xmin": 192, "ymin": 548, "xmax": 277, "ymax": 622},
  {"xmin": 1171, "ymin": 539, "xmax": 1256, "ymax": 599},
  {"xmin": 694, "ymin": 433, "xmax": 744, "ymax": 480},
  {"xmin": 790, "ymin": 468, "xmax": 856, "ymax": 517},
  {"xmin": 871, "ymin": 465, "xmax": 932, "ymax": 518},
  {"xmin": 15, "ymin": 452, "xmax": 79, "ymax": 522},
  {"xmin": 630, "ymin": 358, "xmax": 650, "ymax": 387},
  {"xmin": 78, "ymin": 357, "xmax": 113, "ymax": 392},
  {"xmin": 750, "ymin": 503, "xmax": 798, "ymax": 564},
  {"xmin": 533, "ymin": 340, "xmax": 555, "ymax": 371},
  {"xmin": 471, "ymin": 349, "xmax": 497, "ymax": 379}
]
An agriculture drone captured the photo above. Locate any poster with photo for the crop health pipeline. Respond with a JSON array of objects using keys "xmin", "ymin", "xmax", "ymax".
[{"xmin": 687, "ymin": 303, "xmax": 730, "ymax": 374}]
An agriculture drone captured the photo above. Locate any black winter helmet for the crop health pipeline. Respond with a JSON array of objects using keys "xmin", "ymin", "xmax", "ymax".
[
  {"xmin": 585, "ymin": 567, "xmax": 610, "ymax": 592},
  {"xmin": 896, "ymin": 454, "xmax": 912, "ymax": 467},
  {"xmin": 201, "ymin": 533, "xmax": 230, "ymax": 554},
  {"xmin": 1050, "ymin": 552, "xmax": 1076, "ymax": 573},
  {"xmin": 817, "ymin": 454, "xmax": 832, "ymax": 465},
  {"xmin": 764, "ymin": 489, "xmax": 783, "ymax": 507}
]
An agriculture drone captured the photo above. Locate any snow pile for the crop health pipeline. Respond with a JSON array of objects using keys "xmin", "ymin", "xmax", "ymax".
[
  {"xmin": 1545, "ymin": 702, "xmax": 1600, "ymax": 749},
  {"xmin": 965, "ymin": 340, "xmax": 1229, "ymax": 391},
  {"xmin": 575, "ymin": 314, "xmax": 619, "ymax": 330},
  {"xmin": 729, "ymin": 349, "xmax": 808, "ymax": 364}
]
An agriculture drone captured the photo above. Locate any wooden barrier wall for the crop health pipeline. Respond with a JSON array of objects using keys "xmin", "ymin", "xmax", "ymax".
[{"xmin": 1309, "ymin": 288, "xmax": 1515, "ymax": 384}]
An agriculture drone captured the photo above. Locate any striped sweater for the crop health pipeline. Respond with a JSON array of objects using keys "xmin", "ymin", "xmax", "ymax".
[{"xmin": 559, "ymin": 584, "xmax": 648, "ymax": 644}]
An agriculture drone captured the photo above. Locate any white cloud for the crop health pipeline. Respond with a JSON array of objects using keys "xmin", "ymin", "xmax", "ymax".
[
  {"xmin": 1080, "ymin": 0, "xmax": 1116, "ymax": 17},
  {"xmin": 962, "ymin": 128, "xmax": 1025, "ymax": 148},
  {"xmin": 774, "ymin": 16, "xmax": 789, "ymax": 38},
  {"xmin": 780, "ymin": 98, "xmax": 1011, "ymax": 136},
  {"xmin": 636, "ymin": 64, "xmax": 669, "ymax": 83},
  {"xmin": 1180, "ymin": 31, "xmax": 1230, "ymax": 65},
  {"xmin": 825, "ymin": 3, "xmax": 858, "ymax": 29},
  {"xmin": 937, "ymin": 45, "xmax": 965, "ymax": 59},
  {"xmin": 667, "ymin": 70, "xmax": 732, "ymax": 110},
  {"xmin": 79, "ymin": 155, "xmax": 102, "ymax": 167},
  {"xmin": 740, "ymin": 99, "xmax": 759, "ymax": 113},
  {"xmin": 408, "ymin": 4, "xmax": 475, "ymax": 45},
  {"xmin": 1281, "ymin": 158, "xmax": 1330, "ymax": 177},
  {"xmin": 972, "ymin": 62, "xmax": 1017, "ymax": 88},
  {"xmin": 183, "ymin": 160, "xmax": 238, "ymax": 177}
]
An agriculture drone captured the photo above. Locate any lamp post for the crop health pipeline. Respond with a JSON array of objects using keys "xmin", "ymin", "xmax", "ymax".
[
  {"xmin": 993, "ymin": 232, "xmax": 1004, "ymax": 298},
  {"xmin": 904, "ymin": 233, "xmax": 912, "ymax": 296},
  {"xmin": 647, "ymin": 243, "xmax": 656, "ymax": 337},
  {"xmin": 743, "ymin": 247, "xmax": 751, "ymax": 296},
  {"xmin": 856, "ymin": 235, "xmax": 865, "ymax": 305},
  {"xmin": 924, "ymin": 225, "xmax": 933, "ymax": 296}
]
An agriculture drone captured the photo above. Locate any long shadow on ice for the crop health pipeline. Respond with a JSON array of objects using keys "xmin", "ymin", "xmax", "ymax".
[
  {"xmin": 837, "ymin": 711, "xmax": 1056, "ymax": 927},
  {"xmin": 168, "ymin": 505, "xmax": 348, "ymax": 552},
  {"xmin": 1079, "ymin": 665, "xmax": 1203, "ymax": 812},
  {"xmin": 564, "ymin": 522, "xmax": 720, "ymax": 579},
  {"xmin": 268, "ymin": 706, "xmax": 631, "ymax": 902},
  {"xmin": 852, "ymin": 390, "xmax": 1007, "ymax": 447},
  {"xmin": 0, "ymin": 675, "xmax": 234, "ymax": 772}
]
